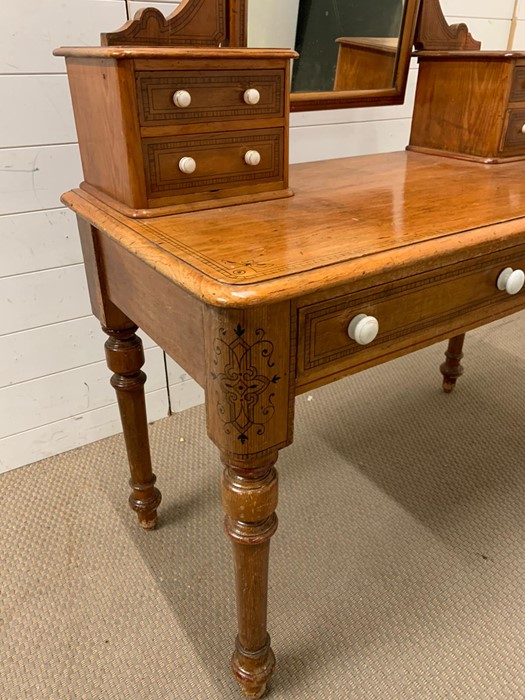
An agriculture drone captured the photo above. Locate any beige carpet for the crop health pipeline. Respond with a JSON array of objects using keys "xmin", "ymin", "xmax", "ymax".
[{"xmin": 2, "ymin": 312, "xmax": 525, "ymax": 700}]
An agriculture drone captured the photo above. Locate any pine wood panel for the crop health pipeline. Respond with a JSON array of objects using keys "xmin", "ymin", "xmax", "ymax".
[
  {"xmin": 65, "ymin": 57, "xmax": 147, "ymax": 210},
  {"xmin": 63, "ymin": 151, "xmax": 525, "ymax": 306},
  {"xmin": 409, "ymin": 56, "xmax": 513, "ymax": 159},
  {"xmin": 93, "ymin": 229, "xmax": 206, "ymax": 386}
]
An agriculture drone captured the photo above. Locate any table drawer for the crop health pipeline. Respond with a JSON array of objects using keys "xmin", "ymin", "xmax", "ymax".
[
  {"xmin": 501, "ymin": 108, "xmax": 525, "ymax": 153},
  {"xmin": 136, "ymin": 70, "xmax": 285, "ymax": 127},
  {"xmin": 143, "ymin": 128, "xmax": 284, "ymax": 201},
  {"xmin": 297, "ymin": 249, "xmax": 525, "ymax": 388}
]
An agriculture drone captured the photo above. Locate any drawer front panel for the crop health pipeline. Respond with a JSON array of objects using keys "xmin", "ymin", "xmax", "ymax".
[
  {"xmin": 509, "ymin": 64, "xmax": 525, "ymax": 102},
  {"xmin": 297, "ymin": 249, "xmax": 525, "ymax": 386},
  {"xmin": 137, "ymin": 70, "xmax": 284, "ymax": 126},
  {"xmin": 143, "ymin": 128, "xmax": 284, "ymax": 199},
  {"xmin": 501, "ymin": 108, "xmax": 525, "ymax": 153}
]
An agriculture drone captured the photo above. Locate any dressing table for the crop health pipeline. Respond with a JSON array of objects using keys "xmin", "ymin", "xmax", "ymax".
[{"xmin": 54, "ymin": 1, "xmax": 525, "ymax": 697}]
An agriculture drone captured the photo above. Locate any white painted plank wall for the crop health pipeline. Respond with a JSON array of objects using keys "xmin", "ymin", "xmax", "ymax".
[
  {"xmin": 0, "ymin": 1, "xmax": 516, "ymax": 473},
  {"xmin": 0, "ymin": 0, "xmax": 202, "ymax": 473}
]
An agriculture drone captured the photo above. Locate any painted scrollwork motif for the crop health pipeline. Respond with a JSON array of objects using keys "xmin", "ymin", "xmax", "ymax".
[{"xmin": 212, "ymin": 324, "xmax": 280, "ymax": 444}]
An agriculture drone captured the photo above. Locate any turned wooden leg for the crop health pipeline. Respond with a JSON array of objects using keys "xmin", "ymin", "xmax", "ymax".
[
  {"xmin": 104, "ymin": 325, "xmax": 161, "ymax": 529},
  {"xmin": 203, "ymin": 302, "xmax": 294, "ymax": 697},
  {"xmin": 440, "ymin": 333, "xmax": 465, "ymax": 393},
  {"xmin": 222, "ymin": 452, "xmax": 279, "ymax": 699}
]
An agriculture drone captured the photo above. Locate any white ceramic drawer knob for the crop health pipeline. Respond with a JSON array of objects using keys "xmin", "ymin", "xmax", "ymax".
[
  {"xmin": 244, "ymin": 88, "xmax": 261, "ymax": 105},
  {"xmin": 173, "ymin": 90, "xmax": 192, "ymax": 108},
  {"xmin": 178, "ymin": 156, "xmax": 196, "ymax": 175},
  {"xmin": 348, "ymin": 313, "xmax": 379, "ymax": 345},
  {"xmin": 244, "ymin": 150, "xmax": 261, "ymax": 166},
  {"xmin": 521, "ymin": 124, "xmax": 525, "ymax": 134},
  {"xmin": 497, "ymin": 267, "xmax": 525, "ymax": 295}
]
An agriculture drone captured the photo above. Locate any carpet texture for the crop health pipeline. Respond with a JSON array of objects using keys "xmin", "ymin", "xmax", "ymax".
[{"xmin": 2, "ymin": 312, "xmax": 525, "ymax": 699}]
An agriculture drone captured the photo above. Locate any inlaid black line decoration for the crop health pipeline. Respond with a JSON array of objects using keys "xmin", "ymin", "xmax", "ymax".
[{"xmin": 212, "ymin": 325, "xmax": 280, "ymax": 444}]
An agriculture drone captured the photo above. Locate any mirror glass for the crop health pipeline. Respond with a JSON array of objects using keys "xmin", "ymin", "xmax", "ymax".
[{"xmin": 248, "ymin": 0, "xmax": 406, "ymax": 94}]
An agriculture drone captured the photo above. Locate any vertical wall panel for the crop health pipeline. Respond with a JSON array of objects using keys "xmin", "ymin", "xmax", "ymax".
[
  {"xmin": 0, "ymin": 1, "xmax": 127, "ymax": 74},
  {"xmin": 0, "ymin": 209, "xmax": 82, "ymax": 277}
]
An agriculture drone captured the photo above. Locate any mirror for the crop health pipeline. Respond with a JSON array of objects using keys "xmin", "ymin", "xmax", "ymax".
[{"xmin": 248, "ymin": 0, "xmax": 421, "ymax": 111}]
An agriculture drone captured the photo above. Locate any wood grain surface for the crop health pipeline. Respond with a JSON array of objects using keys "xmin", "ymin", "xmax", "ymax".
[
  {"xmin": 63, "ymin": 151, "xmax": 525, "ymax": 305},
  {"xmin": 409, "ymin": 54, "xmax": 522, "ymax": 161}
]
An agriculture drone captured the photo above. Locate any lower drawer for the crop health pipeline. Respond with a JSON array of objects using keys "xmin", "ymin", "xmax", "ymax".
[
  {"xmin": 297, "ymin": 247, "xmax": 525, "ymax": 389},
  {"xmin": 143, "ymin": 128, "xmax": 284, "ymax": 203},
  {"xmin": 501, "ymin": 108, "xmax": 525, "ymax": 154}
]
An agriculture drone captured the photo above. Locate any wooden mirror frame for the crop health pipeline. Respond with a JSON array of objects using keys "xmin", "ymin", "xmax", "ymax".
[{"xmin": 101, "ymin": 0, "xmax": 478, "ymax": 112}]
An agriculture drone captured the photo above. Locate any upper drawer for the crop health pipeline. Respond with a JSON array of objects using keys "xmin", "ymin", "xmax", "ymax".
[
  {"xmin": 136, "ymin": 70, "xmax": 285, "ymax": 126},
  {"xmin": 509, "ymin": 64, "xmax": 525, "ymax": 103}
]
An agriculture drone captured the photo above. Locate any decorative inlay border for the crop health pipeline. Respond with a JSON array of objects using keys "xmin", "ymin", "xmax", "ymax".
[
  {"xmin": 211, "ymin": 325, "xmax": 281, "ymax": 445},
  {"xmin": 237, "ymin": 0, "xmax": 247, "ymax": 47},
  {"xmin": 145, "ymin": 132, "xmax": 281, "ymax": 195},
  {"xmin": 510, "ymin": 67, "xmax": 525, "ymax": 102},
  {"xmin": 301, "ymin": 251, "xmax": 525, "ymax": 370},
  {"xmin": 138, "ymin": 73, "xmax": 283, "ymax": 123}
]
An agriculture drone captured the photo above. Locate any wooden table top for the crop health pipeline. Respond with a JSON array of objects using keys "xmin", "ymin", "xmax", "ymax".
[{"xmin": 64, "ymin": 151, "xmax": 525, "ymax": 307}]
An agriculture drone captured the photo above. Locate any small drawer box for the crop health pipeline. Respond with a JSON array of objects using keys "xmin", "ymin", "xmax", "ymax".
[
  {"xmin": 54, "ymin": 47, "xmax": 296, "ymax": 217},
  {"xmin": 408, "ymin": 51, "xmax": 525, "ymax": 163}
]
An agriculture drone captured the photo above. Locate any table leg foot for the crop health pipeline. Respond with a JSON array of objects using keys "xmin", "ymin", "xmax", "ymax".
[
  {"xmin": 129, "ymin": 479, "xmax": 161, "ymax": 530},
  {"xmin": 104, "ymin": 325, "xmax": 162, "ymax": 529},
  {"xmin": 440, "ymin": 333, "xmax": 465, "ymax": 393},
  {"xmin": 232, "ymin": 637, "xmax": 275, "ymax": 699},
  {"xmin": 222, "ymin": 452, "xmax": 279, "ymax": 699}
]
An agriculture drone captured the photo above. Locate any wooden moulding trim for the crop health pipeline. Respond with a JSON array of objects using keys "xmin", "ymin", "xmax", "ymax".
[
  {"xmin": 291, "ymin": 88, "xmax": 403, "ymax": 112},
  {"xmin": 99, "ymin": 0, "xmax": 248, "ymax": 48},
  {"xmin": 406, "ymin": 145, "xmax": 525, "ymax": 164},
  {"xmin": 53, "ymin": 47, "xmax": 298, "ymax": 59},
  {"xmin": 61, "ymin": 187, "xmax": 525, "ymax": 309},
  {"xmin": 79, "ymin": 182, "xmax": 294, "ymax": 218},
  {"xmin": 414, "ymin": 51, "xmax": 523, "ymax": 59},
  {"xmin": 100, "ymin": 1, "xmax": 226, "ymax": 48},
  {"xmin": 414, "ymin": 0, "xmax": 481, "ymax": 51}
]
